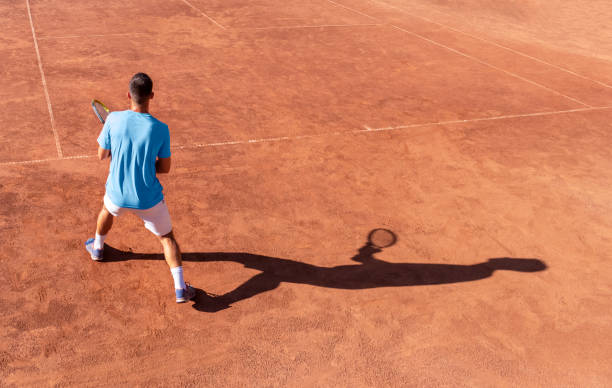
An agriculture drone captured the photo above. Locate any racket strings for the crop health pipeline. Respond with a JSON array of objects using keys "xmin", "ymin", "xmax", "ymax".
[
  {"xmin": 368, "ymin": 229, "xmax": 397, "ymax": 248},
  {"xmin": 92, "ymin": 100, "xmax": 110, "ymax": 123}
]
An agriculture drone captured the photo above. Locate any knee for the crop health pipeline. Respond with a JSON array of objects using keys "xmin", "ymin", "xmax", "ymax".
[
  {"xmin": 159, "ymin": 231, "xmax": 177, "ymax": 246},
  {"xmin": 100, "ymin": 205, "xmax": 113, "ymax": 219}
]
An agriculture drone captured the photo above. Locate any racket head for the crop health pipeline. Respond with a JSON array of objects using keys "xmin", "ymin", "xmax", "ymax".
[
  {"xmin": 91, "ymin": 99, "xmax": 110, "ymax": 124},
  {"xmin": 367, "ymin": 228, "xmax": 397, "ymax": 249}
]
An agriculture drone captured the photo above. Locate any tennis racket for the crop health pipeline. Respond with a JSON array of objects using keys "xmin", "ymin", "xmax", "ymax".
[
  {"xmin": 367, "ymin": 228, "xmax": 397, "ymax": 249},
  {"xmin": 91, "ymin": 99, "xmax": 110, "ymax": 124}
]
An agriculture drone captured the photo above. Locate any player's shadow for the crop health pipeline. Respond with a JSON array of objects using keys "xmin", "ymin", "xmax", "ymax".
[{"xmin": 101, "ymin": 230, "xmax": 546, "ymax": 312}]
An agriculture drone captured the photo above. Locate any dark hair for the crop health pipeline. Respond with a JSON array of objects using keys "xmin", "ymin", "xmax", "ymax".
[{"xmin": 129, "ymin": 73, "xmax": 153, "ymax": 104}]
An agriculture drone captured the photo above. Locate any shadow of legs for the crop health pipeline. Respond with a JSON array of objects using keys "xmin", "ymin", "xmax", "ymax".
[{"xmin": 192, "ymin": 272, "xmax": 281, "ymax": 313}]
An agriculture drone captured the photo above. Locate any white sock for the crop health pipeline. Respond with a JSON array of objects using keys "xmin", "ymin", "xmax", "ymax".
[
  {"xmin": 170, "ymin": 266, "xmax": 186, "ymax": 290},
  {"xmin": 94, "ymin": 233, "xmax": 106, "ymax": 250}
]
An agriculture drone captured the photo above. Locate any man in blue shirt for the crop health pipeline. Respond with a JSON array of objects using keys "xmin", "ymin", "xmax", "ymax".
[{"xmin": 85, "ymin": 73, "xmax": 195, "ymax": 304}]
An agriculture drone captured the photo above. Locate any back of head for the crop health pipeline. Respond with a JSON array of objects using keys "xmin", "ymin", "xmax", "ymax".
[{"xmin": 129, "ymin": 73, "xmax": 153, "ymax": 104}]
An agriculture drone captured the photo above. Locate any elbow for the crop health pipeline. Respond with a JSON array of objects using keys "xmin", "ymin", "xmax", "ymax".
[
  {"xmin": 97, "ymin": 148, "xmax": 110, "ymax": 160},
  {"xmin": 156, "ymin": 159, "xmax": 171, "ymax": 174}
]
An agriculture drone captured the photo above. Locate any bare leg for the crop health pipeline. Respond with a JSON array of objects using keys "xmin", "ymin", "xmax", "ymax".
[
  {"xmin": 160, "ymin": 231, "xmax": 192, "ymax": 301},
  {"xmin": 159, "ymin": 231, "xmax": 181, "ymax": 269},
  {"xmin": 96, "ymin": 206, "xmax": 114, "ymax": 235}
]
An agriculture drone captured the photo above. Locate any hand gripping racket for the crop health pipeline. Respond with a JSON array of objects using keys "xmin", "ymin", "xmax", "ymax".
[
  {"xmin": 91, "ymin": 99, "xmax": 110, "ymax": 124},
  {"xmin": 352, "ymin": 228, "xmax": 397, "ymax": 262}
]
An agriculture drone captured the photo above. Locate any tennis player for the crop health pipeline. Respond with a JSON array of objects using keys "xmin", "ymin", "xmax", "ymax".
[{"xmin": 85, "ymin": 73, "xmax": 195, "ymax": 303}]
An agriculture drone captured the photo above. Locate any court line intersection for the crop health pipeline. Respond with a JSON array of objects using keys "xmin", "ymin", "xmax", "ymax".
[{"xmin": 12, "ymin": 0, "xmax": 608, "ymax": 167}]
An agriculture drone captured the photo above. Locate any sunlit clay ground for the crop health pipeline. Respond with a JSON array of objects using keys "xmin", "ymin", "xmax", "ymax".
[{"xmin": 1, "ymin": 0, "xmax": 611, "ymax": 385}]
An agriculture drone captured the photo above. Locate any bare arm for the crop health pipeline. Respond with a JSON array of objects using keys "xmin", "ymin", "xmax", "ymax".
[
  {"xmin": 156, "ymin": 157, "xmax": 171, "ymax": 174},
  {"xmin": 98, "ymin": 146, "xmax": 111, "ymax": 160}
]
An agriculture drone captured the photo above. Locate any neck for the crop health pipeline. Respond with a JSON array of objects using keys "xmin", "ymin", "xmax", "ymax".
[{"xmin": 130, "ymin": 101, "xmax": 150, "ymax": 114}]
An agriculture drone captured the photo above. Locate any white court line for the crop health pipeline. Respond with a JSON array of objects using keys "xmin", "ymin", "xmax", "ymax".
[
  {"xmin": 371, "ymin": 0, "xmax": 612, "ymax": 89},
  {"xmin": 26, "ymin": 0, "xmax": 63, "ymax": 158},
  {"xmin": 179, "ymin": 0, "xmax": 226, "ymax": 30},
  {"xmin": 317, "ymin": 0, "xmax": 592, "ymax": 107},
  {"xmin": 251, "ymin": 23, "xmax": 381, "ymax": 30},
  {"xmin": 172, "ymin": 134, "xmax": 323, "ymax": 149},
  {"xmin": 363, "ymin": 106, "xmax": 611, "ymax": 132},
  {"xmin": 37, "ymin": 32, "xmax": 151, "ymax": 40},
  {"xmin": 0, "ymin": 157, "xmax": 63, "ymax": 166},
  {"xmin": 326, "ymin": 0, "xmax": 379, "ymax": 21},
  {"xmin": 389, "ymin": 25, "xmax": 592, "ymax": 108},
  {"xmin": 0, "ymin": 154, "xmax": 94, "ymax": 166},
  {"xmin": 2, "ymin": 106, "xmax": 609, "ymax": 167}
]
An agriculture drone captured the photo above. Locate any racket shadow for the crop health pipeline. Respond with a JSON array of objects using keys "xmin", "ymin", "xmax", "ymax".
[{"xmin": 100, "ymin": 232, "xmax": 546, "ymax": 313}]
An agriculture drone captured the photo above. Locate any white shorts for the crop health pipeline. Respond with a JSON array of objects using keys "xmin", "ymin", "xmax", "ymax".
[{"xmin": 103, "ymin": 194, "xmax": 173, "ymax": 236}]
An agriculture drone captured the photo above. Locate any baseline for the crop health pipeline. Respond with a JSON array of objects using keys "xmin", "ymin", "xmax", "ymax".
[
  {"xmin": 26, "ymin": 0, "xmax": 62, "ymax": 158},
  {"xmin": 2, "ymin": 106, "xmax": 608, "ymax": 167}
]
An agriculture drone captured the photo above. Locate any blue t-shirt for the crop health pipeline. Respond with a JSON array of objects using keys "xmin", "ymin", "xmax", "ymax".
[{"xmin": 97, "ymin": 110, "xmax": 171, "ymax": 210}]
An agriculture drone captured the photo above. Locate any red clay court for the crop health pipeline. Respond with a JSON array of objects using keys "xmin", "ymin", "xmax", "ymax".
[{"xmin": 1, "ymin": 0, "xmax": 611, "ymax": 386}]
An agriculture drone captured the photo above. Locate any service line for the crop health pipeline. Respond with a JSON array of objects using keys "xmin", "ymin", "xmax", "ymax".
[
  {"xmin": 0, "ymin": 154, "xmax": 94, "ymax": 166},
  {"xmin": 26, "ymin": 0, "xmax": 63, "ymax": 158},
  {"xmin": 363, "ymin": 106, "xmax": 611, "ymax": 132},
  {"xmin": 3, "ymin": 106, "xmax": 609, "ymax": 166}
]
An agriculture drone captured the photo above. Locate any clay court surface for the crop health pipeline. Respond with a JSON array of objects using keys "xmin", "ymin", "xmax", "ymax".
[{"xmin": 2, "ymin": 0, "xmax": 612, "ymax": 385}]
